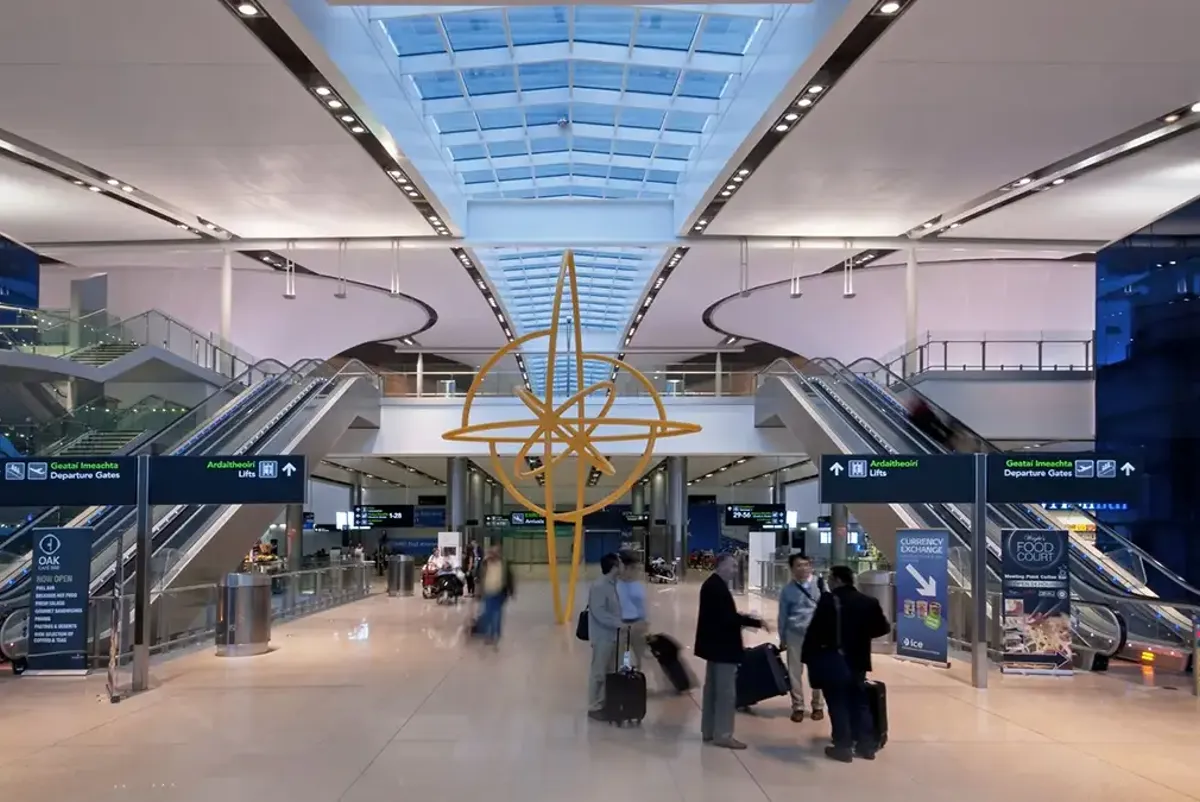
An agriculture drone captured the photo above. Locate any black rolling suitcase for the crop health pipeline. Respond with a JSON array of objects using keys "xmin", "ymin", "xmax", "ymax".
[
  {"xmin": 736, "ymin": 643, "xmax": 791, "ymax": 708},
  {"xmin": 864, "ymin": 679, "xmax": 888, "ymax": 749},
  {"xmin": 647, "ymin": 632, "xmax": 694, "ymax": 694},
  {"xmin": 602, "ymin": 632, "xmax": 647, "ymax": 726}
]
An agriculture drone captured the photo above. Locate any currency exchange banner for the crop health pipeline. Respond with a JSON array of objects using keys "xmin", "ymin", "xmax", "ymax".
[{"xmin": 1001, "ymin": 529, "xmax": 1072, "ymax": 674}]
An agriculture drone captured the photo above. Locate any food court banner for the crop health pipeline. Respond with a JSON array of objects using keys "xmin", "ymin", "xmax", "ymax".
[{"xmin": 1001, "ymin": 529, "xmax": 1072, "ymax": 674}]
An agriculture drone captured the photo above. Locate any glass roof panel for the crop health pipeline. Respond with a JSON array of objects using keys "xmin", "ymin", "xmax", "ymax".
[{"xmin": 379, "ymin": 5, "xmax": 785, "ymax": 201}]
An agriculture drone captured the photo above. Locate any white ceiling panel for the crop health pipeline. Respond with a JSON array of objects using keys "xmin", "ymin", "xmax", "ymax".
[
  {"xmin": 949, "ymin": 129, "xmax": 1200, "ymax": 243},
  {"xmin": 0, "ymin": 155, "xmax": 194, "ymax": 243},
  {"xmin": 710, "ymin": 0, "xmax": 1200, "ymax": 238},
  {"xmin": 0, "ymin": 0, "xmax": 430, "ymax": 240}
]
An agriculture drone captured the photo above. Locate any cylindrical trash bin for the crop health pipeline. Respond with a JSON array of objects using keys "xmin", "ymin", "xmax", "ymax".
[
  {"xmin": 857, "ymin": 570, "xmax": 895, "ymax": 643},
  {"xmin": 389, "ymin": 555, "xmax": 415, "ymax": 597},
  {"xmin": 215, "ymin": 573, "xmax": 272, "ymax": 657}
]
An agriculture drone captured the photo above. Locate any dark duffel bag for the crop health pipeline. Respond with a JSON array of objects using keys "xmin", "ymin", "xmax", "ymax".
[
  {"xmin": 647, "ymin": 632, "xmax": 694, "ymax": 694},
  {"xmin": 735, "ymin": 643, "xmax": 790, "ymax": 708}
]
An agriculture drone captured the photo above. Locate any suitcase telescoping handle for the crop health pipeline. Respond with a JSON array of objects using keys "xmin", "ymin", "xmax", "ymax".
[{"xmin": 615, "ymin": 624, "xmax": 634, "ymax": 673}]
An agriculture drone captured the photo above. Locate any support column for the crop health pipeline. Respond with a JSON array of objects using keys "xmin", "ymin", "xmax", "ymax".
[
  {"xmin": 666, "ymin": 457, "xmax": 687, "ymax": 573},
  {"xmin": 468, "ymin": 469, "xmax": 485, "ymax": 526},
  {"xmin": 769, "ymin": 471, "xmax": 784, "ymax": 505},
  {"xmin": 446, "ymin": 457, "xmax": 467, "ymax": 532},
  {"xmin": 649, "ymin": 469, "xmax": 666, "ymax": 526},
  {"xmin": 285, "ymin": 504, "xmax": 304, "ymax": 572},
  {"xmin": 220, "ymin": 251, "xmax": 233, "ymax": 372},
  {"xmin": 415, "ymin": 352, "xmax": 425, "ymax": 398},
  {"xmin": 904, "ymin": 248, "xmax": 918, "ymax": 378},
  {"xmin": 351, "ymin": 472, "xmax": 364, "ymax": 508},
  {"xmin": 830, "ymin": 503, "xmax": 849, "ymax": 567},
  {"xmin": 490, "ymin": 484, "xmax": 504, "ymax": 516},
  {"xmin": 714, "ymin": 352, "xmax": 723, "ymax": 397},
  {"xmin": 630, "ymin": 483, "xmax": 646, "ymax": 515}
]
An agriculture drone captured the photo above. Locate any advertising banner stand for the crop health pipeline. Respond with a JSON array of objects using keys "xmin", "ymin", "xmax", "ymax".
[
  {"xmin": 27, "ymin": 527, "xmax": 92, "ymax": 676},
  {"xmin": 1000, "ymin": 529, "xmax": 1073, "ymax": 676},
  {"xmin": 894, "ymin": 529, "xmax": 951, "ymax": 668}
]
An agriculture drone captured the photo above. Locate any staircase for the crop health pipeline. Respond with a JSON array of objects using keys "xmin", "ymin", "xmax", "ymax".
[
  {"xmin": 53, "ymin": 429, "xmax": 144, "ymax": 457},
  {"xmin": 67, "ymin": 342, "xmax": 141, "ymax": 367}
]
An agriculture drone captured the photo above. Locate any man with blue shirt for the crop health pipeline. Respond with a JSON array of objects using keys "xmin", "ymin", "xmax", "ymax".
[
  {"xmin": 777, "ymin": 554, "xmax": 825, "ymax": 722},
  {"xmin": 616, "ymin": 551, "xmax": 648, "ymax": 669}
]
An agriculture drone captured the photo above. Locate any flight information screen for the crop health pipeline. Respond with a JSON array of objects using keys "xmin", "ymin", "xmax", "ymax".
[
  {"xmin": 352, "ymin": 504, "xmax": 414, "ymax": 528},
  {"xmin": 724, "ymin": 504, "xmax": 787, "ymax": 531}
]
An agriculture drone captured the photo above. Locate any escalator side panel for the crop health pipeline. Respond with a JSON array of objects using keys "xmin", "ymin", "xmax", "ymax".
[
  {"xmin": 757, "ymin": 375, "xmax": 921, "ymax": 560},
  {"xmin": 156, "ymin": 376, "xmax": 374, "ymax": 593}
]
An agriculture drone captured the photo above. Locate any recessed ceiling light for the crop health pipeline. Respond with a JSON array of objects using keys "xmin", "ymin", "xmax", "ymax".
[
  {"xmin": 88, "ymin": 186, "xmax": 102, "ymax": 192},
  {"xmin": 205, "ymin": 223, "xmax": 217, "ymax": 230},
  {"xmin": 738, "ymin": 168, "xmax": 751, "ymax": 176},
  {"xmin": 922, "ymin": 222, "xmax": 935, "ymax": 229},
  {"xmin": 1164, "ymin": 113, "xmax": 1181, "ymax": 123},
  {"xmin": 698, "ymin": 219, "xmax": 707, "ymax": 225},
  {"xmin": 73, "ymin": 180, "xmax": 85, "ymax": 186},
  {"xmin": 775, "ymin": 124, "xmax": 790, "ymax": 132},
  {"xmin": 725, "ymin": 184, "xmax": 736, "ymax": 190},
  {"xmin": 314, "ymin": 87, "xmax": 332, "ymax": 97},
  {"xmin": 1015, "ymin": 177, "xmax": 1032, "ymax": 186},
  {"xmin": 784, "ymin": 113, "xmax": 799, "ymax": 121},
  {"xmin": 407, "ymin": 191, "xmax": 418, "ymax": 197},
  {"xmin": 732, "ymin": 176, "xmax": 744, "ymax": 183},
  {"xmin": 236, "ymin": 3, "xmax": 259, "ymax": 16},
  {"xmin": 879, "ymin": 1, "xmax": 901, "ymax": 12},
  {"xmin": 340, "ymin": 115, "xmax": 355, "ymax": 122},
  {"xmin": 807, "ymin": 85, "xmax": 825, "ymax": 94},
  {"xmin": 105, "ymin": 178, "xmax": 119, "ymax": 186},
  {"xmin": 949, "ymin": 222, "xmax": 961, "ymax": 228},
  {"xmin": 1191, "ymin": 101, "xmax": 1200, "ymax": 113},
  {"xmin": 350, "ymin": 126, "xmax": 365, "ymax": 134},
  {"xmin": 720, "ymin": 190, "xmax": 732, "ymax": 196},
  {"xmin": 327, "ymin": 99, "xmax": 344, "ymax": 109},
  {"xmin": 694, "ymin": 224, "xmax": 704, "ymax": 231},
  {"xmin": 1051, "ymin": 177, "xmax": 1066, "ymax": 186},
  {"xmin": 388, "ymin": 170, "xmax": 402, "ymax": 178},
  {"xmin": 797, "ymin": 97, "xmax": 813, "ymax": 108},
  {"xmin": 120, "ymin": 184, "xmax": 133, "ymax": 192}
]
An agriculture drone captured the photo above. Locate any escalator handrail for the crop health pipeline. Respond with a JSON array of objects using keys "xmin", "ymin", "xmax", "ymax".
[
  {"xmin": 807, "ymin": 355, "xmax": 1200, "ymax": 605},
  {"xmin": 1070, "ymin": 599, "xmax": 1128, "ymax": 659}
]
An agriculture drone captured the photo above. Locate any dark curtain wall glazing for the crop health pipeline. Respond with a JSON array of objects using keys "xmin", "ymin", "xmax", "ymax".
[
  {"xmin": 0, "ymin": 237, "xmax": 40, "ymax": 327},
  {"xmin": 1094, "ymin": 197, "xmax": 1200, "ymax": 590}
]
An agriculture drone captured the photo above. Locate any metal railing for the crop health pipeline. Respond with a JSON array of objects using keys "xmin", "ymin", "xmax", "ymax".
[
  {"xmin": 380, "ymin": 367, "xmax": 760, "ymax": 399},
  {"xmin": 881, "ymin": 331, "xmax": 1095, "ymax": 377},
  {"xmin": 0, "ymin": 562, "xmax": 374, "ymax": 669}
]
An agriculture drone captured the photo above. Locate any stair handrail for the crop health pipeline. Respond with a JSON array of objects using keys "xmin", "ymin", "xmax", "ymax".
[{"xmin": 68, "ymin": 309, "xmax": 256, "ymax": 378}]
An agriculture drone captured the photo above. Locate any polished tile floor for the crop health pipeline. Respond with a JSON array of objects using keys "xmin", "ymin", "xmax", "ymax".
[{"xmin": 2, "ymin": 580, "xmax": 1199, "ymax": 802}]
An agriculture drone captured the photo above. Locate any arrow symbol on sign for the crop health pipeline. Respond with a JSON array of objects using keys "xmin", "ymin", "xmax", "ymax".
[
  {"xmin": 282, "ymin": 463, "xmax": 297, "ymax": 477},
  {"xmin": 906, "ymin": 564, "xmax": 938, "ymax": 598},
  {"xmin": 1120, "ymin": 462, "xmax": 1134, "ymax": 476},
  {"xmin": 829, "ymin": 463, "xmax": 844, "ymax": 475}
]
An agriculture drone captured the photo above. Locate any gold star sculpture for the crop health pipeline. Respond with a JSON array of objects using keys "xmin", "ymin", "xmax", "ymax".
[{"xmin": 443, "ymin": 250, "xmax": 701, "ymax": 624}]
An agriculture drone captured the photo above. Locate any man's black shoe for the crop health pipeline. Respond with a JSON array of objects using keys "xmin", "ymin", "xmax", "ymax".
[
  {"xmin": 854, "ymin": 748, "xmax": 876, "ymax": 761},
  {"xmin": 824, "ymin": 746, "xmax": 853, "ymax": 763}
]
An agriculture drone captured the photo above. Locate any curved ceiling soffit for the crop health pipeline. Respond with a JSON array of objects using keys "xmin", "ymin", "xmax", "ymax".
[
  {"xmin": 700, "ymin": 257, "xmax": 1084, "ymax": 341},
  {"xmin": 0, "ymin": 131, "xmax": 439, "ymax": 340}
]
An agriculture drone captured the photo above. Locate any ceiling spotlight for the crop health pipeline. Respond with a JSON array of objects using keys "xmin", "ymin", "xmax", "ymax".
[
  {"xmin": 797, "ymin": 97, "xmax": 813, "ymax": 108},
  {"xmin": 72, "ymin": 180, "xmax": 85, "ymax": 186},
  {"xmin": 1015, "ymin": 177, "xmax": 1032, "ymax": 186},
  {"xmin": 105, "ymin": 178, "xmax": 119, "ymax": 186},
  {"xmin": 327, "ymin": 99, "xmax": 344, "ymax": 109},
  {"xmin": 428, "ymin": 215, "xmax": 439, "ymax": 222},
  {"xmin": 784, "ymin": 113, "xmax": 799, "ymax": 121},
  {"xmin": 774, "ymin": 123, "xmax": 789, "ymax": 132},
  {"xmin": 697, "ymin": 219, "xmax": 707, "ymax": 226},
  {"xmin": 205, "ymin": 223, "xmax": 217, "ymax": 230},
  {"xmin": 1191, "ymin": 101, "xmax": 1200, "ymax": 113},
  {"xmin": 949, "ymin": 222, "xmax": 962, "ymax": 228},
  {"xmin": 388, "ymin": 170, "xmax": 402, "ymax": 178},
  {"xmin": 88, "ymin": 186, "xmax": 102, "ymax": 192},
  {"xmin": 236, "ymin": 3, "xmax": 259, "ymax": 16},
  {"xmin": 340, "ymin": 115, "xmax": 355, "ymax": 122},
  {"xmin": 878, "ymin": 1, "xmax": 901, "ymax": 12},
  {"xmin": 176, "ymin": 223, "xmax": 189, "ymax": 230},
  {"xmin": 922, "ymin": 222, "xmax": 935, "ymax": 229},
  {"xmin": 1164, "ymin": 113, "xmax": 1181, "ymax": 123},
  {"xmin": 807, "ymin": 85, "xmax": 825, "ymax": 94},
  {"xmin": 721, "ymin": 190, "xmax": 732, "ymax": 196},
  {"xmin": 314, "ymin": 87, "xmax": 332, "ymax": 97},
  {"xmin": 120, "ymin": 184, "xmax": 134, "ymax": 192},
  {"xmin": 1051, "ymin": 177, "xmax": 1066, "ymax": 186},
  {"xmin": 350, "ymin": 126, "xmax": 365, "ymax": 134},
  {"xmin": 732, "ymin": 176, "xmax": 744, "ymax": 183},
  {"xmin": 738, "ymin": 168, "xmax": 750, "ymax": 176},
  {"xmin": 725, "ymin": 184, "xmax": 736, "ymax": 190},
  {"xmin": 694, "ymin": 224, "xmax": 704, "ymax": 231}
]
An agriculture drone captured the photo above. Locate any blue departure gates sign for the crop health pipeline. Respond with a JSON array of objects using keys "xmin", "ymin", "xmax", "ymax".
[{"xmin": 0, "ymin": 455, "xmax": 306, "ymax": 507}]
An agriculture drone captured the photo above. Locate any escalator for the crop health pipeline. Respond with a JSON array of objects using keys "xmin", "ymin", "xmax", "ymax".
[
  {"xmin": 825, "ymin": 356, "xmax": 1199, "ymax": 670},
  {"xmin": 0, "ymin": 358, "xmax": 379, "ymax": 660},
  {"xmin": 756, "ymin": 361, "xmax": 1138, "ymax": 666}
]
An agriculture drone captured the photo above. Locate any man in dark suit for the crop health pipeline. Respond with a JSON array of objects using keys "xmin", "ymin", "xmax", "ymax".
[
  {"xmin": 802, "ymin": 565, "xmax": 891, "ymax": 762},
  {"xmin": 694, "ymin": 554, "xmax": 766, "ymax": 749}
]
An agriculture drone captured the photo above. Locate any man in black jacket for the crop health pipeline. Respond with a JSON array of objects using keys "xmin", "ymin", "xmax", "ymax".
[
  {"xmin": 802, "ymin": 565, "xmax": 891, "ymax": 762},
  {"xmin": 694, "ymin": 554, "xmax": 766, "ymax": 749}
]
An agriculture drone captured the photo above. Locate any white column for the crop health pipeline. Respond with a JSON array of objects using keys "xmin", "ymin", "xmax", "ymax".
[
  {"xmin": 415, "ymin": 352, "xmax": 425, "ymax": 398},
  {"xmin": 904, "ymin": 248, "xmax": 918, "ymax": 377}
]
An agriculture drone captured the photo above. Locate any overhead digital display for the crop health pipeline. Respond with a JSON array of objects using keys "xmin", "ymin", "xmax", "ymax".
[
  {"xmin": 352, "ymin": 504, "xmax": 414, "ymax": 528},
  {"xmin": 724, "ymin": 504, "xmax": 787, "ymax": 531}
]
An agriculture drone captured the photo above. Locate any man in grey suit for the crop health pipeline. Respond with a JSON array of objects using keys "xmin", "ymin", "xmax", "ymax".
[{"xmin": 586, "ymin": 553, "xmax": 625, "ymax": 720}]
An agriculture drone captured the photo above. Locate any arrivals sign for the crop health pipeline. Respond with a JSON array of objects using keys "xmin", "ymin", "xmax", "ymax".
[
  {"xmin": 1000, "ymin": 529, "xmax": 1072, "ymax": 674},
  {"xmin": 894, "ymin": 529, "xmax": 950, "ymax": 666},
  {"xmin": 27, "ymin": 527, "xmax": 92, "ymax": 674}
]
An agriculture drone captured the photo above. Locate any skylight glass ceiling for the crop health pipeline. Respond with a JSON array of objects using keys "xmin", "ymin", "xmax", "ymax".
[{"xmin": 378, "ymin": 5, "xmax": 777, "ymax": 199}]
